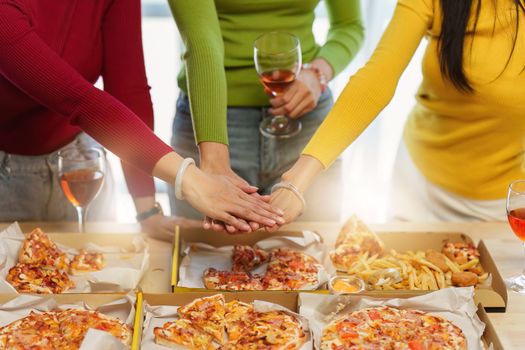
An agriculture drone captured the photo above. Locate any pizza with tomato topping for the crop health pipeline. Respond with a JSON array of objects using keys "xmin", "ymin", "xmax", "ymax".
[
  {"xmin": 153, "ymin": 295, "xmax": 306, "ymax": 350},
  {"xmin": 6, "ymin": 263, "xmax": 75, "ymax": 294},
  {"xmin": 321, "ymin": 306, "xmax": 467, "ymax": 350},
  {"xmin": 69, "ymin": 250, "xmax": 105, "ymax": 275},
  {"xmin": 177, "ymin": 294, "xmax": 227, "ymax": 344},
  {"xmin": 0, "ymin": 309, "xmax": 132, "ymax": 349},
  {"xmin": 231, "ymin": 245, "xmax": 270, "ymax": 272},
  {"xmin": 58, "ymin": 309, "xmax": 133, "ymax": 349},
  {"xmin": 18, "ymin": 228, "xmax": 69, "ymax": 270},
  {"xmin": 203, "ymin": 248, "xmax": 322, "ymax": 291},
  {"xmin": 262, "ymin": 248, "xmax": 321, "ymax": 290},
  {"xmin": 203, "ymin": 268, "xmax": 264, "ymax": 291},
  {"xmin": 0, "ymin": 311, "xmax": 61, "ymax": 349}
]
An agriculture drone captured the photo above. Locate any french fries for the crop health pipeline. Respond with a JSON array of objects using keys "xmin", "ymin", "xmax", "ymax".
[{"xmin": 342, "ymin": 249, "xmax": 489, "ymax": 291}]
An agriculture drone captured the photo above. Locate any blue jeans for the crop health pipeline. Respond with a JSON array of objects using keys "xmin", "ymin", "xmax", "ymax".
[
  {"xmin": 0, "ymin": 133, "xmax": 115, "ymax": 222},
  {"xmin": 169, "ymin": 90, "xmax": 342, "ymax": 221}
]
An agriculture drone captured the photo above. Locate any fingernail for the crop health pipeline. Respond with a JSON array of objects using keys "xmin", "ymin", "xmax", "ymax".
[
  {"xmin": 242, "ymin": 224, "xmax": 251, "ymax": 231},
  {"xmin": 276, "ymin": 217, "xmax": 286, "ymax": 224},
  {"xmin": 266, "ymin": 219, "xmax": 276, "ymax": 226},
  {"xmin": 277, "ymin": 209, "xmax": 285, "ymax": 215}
]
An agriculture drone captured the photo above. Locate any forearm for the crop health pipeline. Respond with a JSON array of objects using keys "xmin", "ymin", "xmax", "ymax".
[
  {"xmin": 281, "ymin": 155, "xmax": 325, "ymax": 193},
  {"xmin": 318, "ymin": 0, "xmax": 364, "ymax": 77}
]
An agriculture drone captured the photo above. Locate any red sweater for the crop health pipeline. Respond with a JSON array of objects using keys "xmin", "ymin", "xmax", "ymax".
[{"xmin": 0, "ymin": 0, "xmax": 173, "ymax": 197}]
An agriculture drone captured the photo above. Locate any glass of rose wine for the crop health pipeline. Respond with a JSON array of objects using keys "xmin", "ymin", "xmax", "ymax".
[
  {"xmin": 254, "ymin": 32, "xmax": 302, "ymax": 138},
  {"xmin": 506, "ymin": 179, "xmax": 525, "ymax": 293},
  {"xmin": 58, "ymin": 148, "xmax": 105, "ymax": 233}
]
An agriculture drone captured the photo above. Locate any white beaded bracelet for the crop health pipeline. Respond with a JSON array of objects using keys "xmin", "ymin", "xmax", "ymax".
[
  {"xmin": 271, "ymin": 182, "xmax": 306, "ymax": 215},
  {"xmin": 175, "ymin": 158, "xmax": 195, "ymax": 200}
]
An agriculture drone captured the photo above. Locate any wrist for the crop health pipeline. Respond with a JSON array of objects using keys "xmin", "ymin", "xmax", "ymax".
[
  {"xmin": 199, "ymin": 142, "xmax": 230, "ymax": 168},
  {"xmin": 281, "ymin": 155, "xmax": 324, "ymax": 193}
]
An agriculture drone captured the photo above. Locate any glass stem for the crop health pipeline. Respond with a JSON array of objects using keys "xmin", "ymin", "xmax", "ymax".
[{"xmin": 76, "ymin": 206, "xmax": 87, "ymax": 233}]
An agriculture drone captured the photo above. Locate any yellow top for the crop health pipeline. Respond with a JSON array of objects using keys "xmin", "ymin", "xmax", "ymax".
[{"xmin": 303, "ymin": 0, "xmax": 525, "ymax": 200}]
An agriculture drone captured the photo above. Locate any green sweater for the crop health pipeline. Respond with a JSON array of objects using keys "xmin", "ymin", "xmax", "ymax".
[{"xmin": 168, "ymin": 0, "xmax": 364, "ymax": 145}]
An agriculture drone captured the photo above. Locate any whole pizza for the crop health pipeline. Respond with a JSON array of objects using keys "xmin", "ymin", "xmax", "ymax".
[
  {"xmin": 0, "ymin": 309, "xmax": 132, "ymax": 349},
  {"xmin": 153, "ymin": 295, "xmax": 306, "ymax": 350},
  {"xmin": 321, "ymin": 306, "xmax": 467, "ymax": 350}
]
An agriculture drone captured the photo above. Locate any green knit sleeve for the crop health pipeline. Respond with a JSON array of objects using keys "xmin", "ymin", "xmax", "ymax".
[
  {"xmin": 168, "ymin": 0, "xmax": 228, "ymax": 144},
  {"xmin": 317, "ymin": 0, "xmax": 365, "ymax": 77}
]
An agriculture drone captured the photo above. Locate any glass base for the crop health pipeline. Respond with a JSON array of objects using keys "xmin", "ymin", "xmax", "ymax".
[
  {"xmin": 506, "ymin": 273, "xmax": 525, "ymax": 294},
  {"xmin": 259, "ymin": 116, "xmax": 301, "ymax": 139}
]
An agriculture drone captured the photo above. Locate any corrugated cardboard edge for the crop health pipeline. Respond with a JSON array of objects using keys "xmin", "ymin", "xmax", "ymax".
[
  {"xmin": 170, "ymin": 226, "xmax": 181, "ymax": 292},
  {"xmin": 477, "ymin": 240, "xmax": 508, "ymax": 313},
  {"xmin": 476, "ymin": 304, "xmax": 504, "ymax": 350},
  {"xmin": 131, "ymin": 292, "xmax": 143, "ymax": 350}
]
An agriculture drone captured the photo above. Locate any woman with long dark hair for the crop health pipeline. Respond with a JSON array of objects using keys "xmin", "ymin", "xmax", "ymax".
[{"xmin": 269, "ymin": 0, "xmax": 525, "ymax": 224}]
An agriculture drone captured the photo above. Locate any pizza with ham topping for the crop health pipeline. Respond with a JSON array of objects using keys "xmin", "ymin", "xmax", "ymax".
[
  {"xmin": 69, "ymin": 250, "xmax": 105, "ymax": 275},
  {"xmin": 153, "ymin": 295, "xmax": 306, "ymax": 350},
  {"xmin": 6, "ymin": 263, "xmax": 75, "ymax": 294},
  {"xmin": 231, "ymin": 245, "xmax": 270, "ymax": 272},
  {"xmin": 0, "ymin": 309, "xmax": 132, "ymax": 349},
  {"xmin": 203, "ymin": 248, "xmax": 322, "ymax": 291},
  {"xmin": 18, "ymin": 228, "xmax": 69, "ymax": 270},
  {"xmin": 203, "ymin": 268, "xmax": 264, "ymax": 291},
  {"xmin": 321, "ymin": 306, "xmax": 467, "ymax": 350}
]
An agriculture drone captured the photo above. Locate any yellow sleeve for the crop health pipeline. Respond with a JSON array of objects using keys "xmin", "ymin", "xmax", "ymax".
[{"xmin": 302, "ymin": 0, "xmax": 434, "ymax": 167}]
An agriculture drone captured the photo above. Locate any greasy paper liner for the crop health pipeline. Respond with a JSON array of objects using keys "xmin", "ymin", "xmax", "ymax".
[
  {"xmin": 141, "ymin": 298, "xmax": 312, "ymax": 350},
  {"xmin": 177, "ymin": 231, "xmax": 329, "ymax": 290},
  {"xmin": 0, "ymin": 293, "xmax": 136, "ymax": 350},
  {"xmin": 299, "ymin": 288, "xmax": 485, "ymax": 350},
  {"xmin": 0, "ymin": 222, "xmax": 149, "ymax": 293}
]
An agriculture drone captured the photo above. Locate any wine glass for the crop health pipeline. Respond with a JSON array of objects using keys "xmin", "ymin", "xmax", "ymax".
[
  {"xmin": 506, "ymin": 179, "xmax": 525, "ymax": 293},
  {"xmin": 254, "ymin": 32, "xmax": 302, "ymax": 139},
  {"xmin": 58, "ymin": 148, "xmax": 105, "ymax": 233}
]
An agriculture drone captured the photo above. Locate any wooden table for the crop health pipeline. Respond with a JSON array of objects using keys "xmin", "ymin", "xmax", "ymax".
[{"xmin": 2, "ymin": 221, "xmax": 523, "ymax": 349}]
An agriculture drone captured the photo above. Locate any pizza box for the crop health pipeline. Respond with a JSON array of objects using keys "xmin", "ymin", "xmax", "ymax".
[
  {"xmin": 171, "ymin": 226, "xmax": 330, "ymax": 293},
  {"xmin": 134, "ymin": 291, "xmax": 306, "ymax": 350},
  {"xmin": 0, "ymin": 224, "xmax": 150, "ymax": 294},
  {"xmin": 332, "ymin": 232, "xmax": 507, "ymax": 313},
  {"xmin": 171, "ymin": 227, "xmax": 507, "ymax": 312},
  {"xmin": 297, "ymin": 291, "xmax": 503, "ymax": 350},
  {"xmin": 0, "ymin": 293, "xmax": 139, "ymax": 349},
  {"xmin": 133, "ymin": 291, "xmax": 503, "ymax": 350}
]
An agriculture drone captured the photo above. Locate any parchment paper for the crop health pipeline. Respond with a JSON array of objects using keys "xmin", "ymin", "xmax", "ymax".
[
  {"xmin": 177, "ymin": 231, "xmax": 329, "ymax": 289},
  {"xmin": 299, "ymin": 287, "xmax": 486, "ymax": 350},
  {"xmin": 0, "ymin": 293, "xmax": 135, "ymax": 350},
  {"xmin": 0, "ymin": 222, "xmax": 149, "ymax": 293},
  {"xmin": 141, "ymin": 298, "xmax": 312, "ymax": 350}
]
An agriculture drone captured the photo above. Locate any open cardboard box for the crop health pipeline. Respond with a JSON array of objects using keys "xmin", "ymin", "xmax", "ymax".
[
  {"xmin": 172, "ymin": 228, "xmax": 507, "ymax": 312},
  {"xmin": 4, "ymin": 229, "xmax": 150, "ymax": 294},
  {"xmin": 0, "ymin": 293, "xmax": 140, "ymax": 349},
  {"xmin": 135, "ymin": 291, "xmax": 503, "ymax": 350},
  {"xmin": 171, "ymin": 227, "xmax": 326, "ymax": 292}
]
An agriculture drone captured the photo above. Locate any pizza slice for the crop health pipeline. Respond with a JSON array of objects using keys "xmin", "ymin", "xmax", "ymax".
[
  {"xmin": 263, "ymin": 249, "xmax": 320, "ymax": 290},
  {"xmin": 0, "ymin": 311, "xmax": 61, "ymax": 349},
  {"xmin": 69, "ymin": 249, "xmax": 105, "ymax": 275},
  {"xmin": 18, "ymin": 228, "xmax": 69, "ymax": 270},
  {"xmin": 154, "ymin": 319, "xmax": 214, "ymax": 350},
  {"xmin": 231, "ymin": 245, "xmax": 270, "ymax": 272},
  {"xmin": 177, "ymin": 294, "xmax": 226, "ymax": 344},
  {"xmin": 7, "ymin": 263, "xmax": 75, "ymax": 293},
  {"xmin": 203, "ymin": 268, "xmax": 264, "ymax": 291},
  {"xmin": 58, "ymin": 309, "xmax": 133, "ymax": 348},
  {"xmin": 224, "ymin": 310, "xmax": 305, "ymax": 350},
  {"xmin": 223, "ymin": 300, "xmax": 255, "ymax": 342},
  {"xmin": 330, "ymin": 215, "xmax": 384, "ymax": 272}
]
